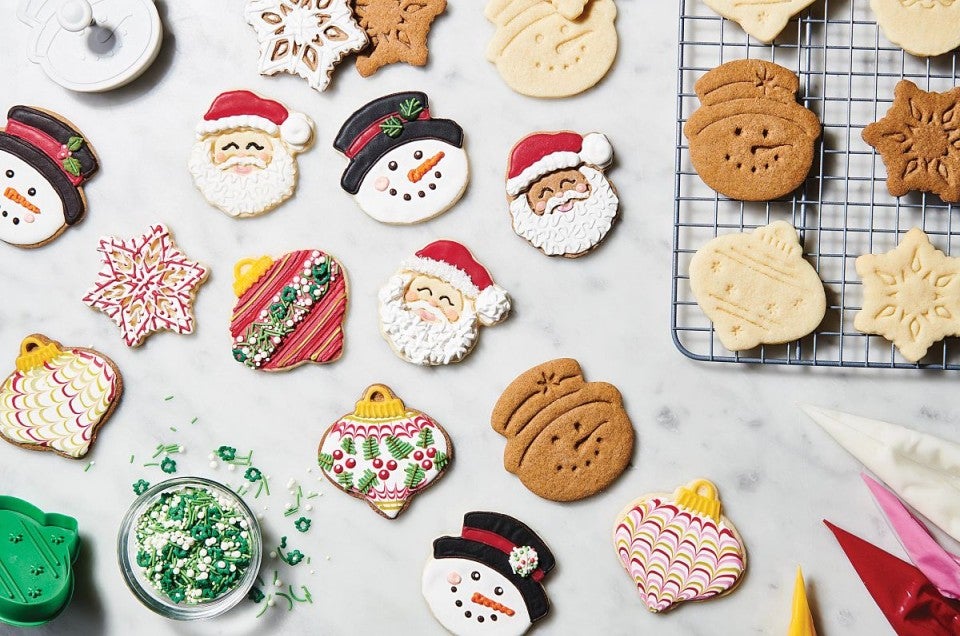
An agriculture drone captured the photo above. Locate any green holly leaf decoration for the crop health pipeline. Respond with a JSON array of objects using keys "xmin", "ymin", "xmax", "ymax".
[
  {"xmin": 434, "ymin": 451, "xmax": 449, "ymax": 471},
  {"xmin": 385, "ymin": 436, "xmax": 414, "ymax": 460},
  {"xmin": 336, "ymin": 471, "xmax": 354, "ymax": 489},
  {"xmin": 66, "ymin": 136, "xmax": 84, "ymax": 152},
  {"xmin": 380, "ymin": 116, "xmax": 404, "ymax": 138},
  {"xmin": 416, "ymin": 427, "xmax": 434, "ymax": 448},
  {"xmin": 362, "ymin": 437, "xmax": 380, "ymax": 460},
  {"xmin": 399, "ymin": 98, "xmax": 423, "ymax": 121},
  {"xmin": 317, "ymin": 452, "xmax": 334, "ymax": 471},
  {"xmin": 357, "ymin": 469, "xmax": 379, "ymax": 494},
  {"xmin": 404, "ymin": 463, "xmax": 426, "ymax": 489},
  {"xmin": 341, "ymin": 436, "xmax": 357, "ymax": 455},
  {"xmin": 62, "ymin": 157, "xmax": 82, "ymax": 176}
]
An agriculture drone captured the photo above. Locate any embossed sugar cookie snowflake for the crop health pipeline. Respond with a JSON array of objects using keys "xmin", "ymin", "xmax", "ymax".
[
  {"xmin": 244, "ymin": 0, "xmax": 368, "ymax": 92},
  {"xmin": 855, "ymin": 228, "xmax": 960, "ymax": 362},
  {"xmin": 863, "ymin": 80, "xmax": 960, "ymax": 202},
  {"xmin": 82, "ymin": 224, "xmax": 209, "ymax": 347}
]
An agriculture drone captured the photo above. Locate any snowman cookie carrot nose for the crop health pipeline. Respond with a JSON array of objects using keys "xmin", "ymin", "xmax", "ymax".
[
  {"xmin": 471, "ymin": 592, "xmax": 516, "ymax": 616},
  {"xmin": 408, "ymin": 151, "xmax": 444, "ymax": 183},
  {"xmin": 4, "ymin": 187, "xmax": 40, "ymax": 215}
]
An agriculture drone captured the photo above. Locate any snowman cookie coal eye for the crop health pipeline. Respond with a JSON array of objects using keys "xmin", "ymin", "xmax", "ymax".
[
  {"xmin": 471, "ymin": 571, "xmax": 481, "ymax": 581},
  {"xmin": 389, "ymin": 161, "xmax": 398, "ymax": 170},
  {"xmin": 4, "ymin": 170, "xmax": 12, "ymax": 178},
  {"xmin": 27, "ymin": 188, "xmax": 36, "ymax": 196},
  {"xmin": 414, "ymin": 150, "xmax": 423, "ymax": 160},
  {"xmin": 494, "ymin": 586, "xmax": 503, "ymax": 595}
]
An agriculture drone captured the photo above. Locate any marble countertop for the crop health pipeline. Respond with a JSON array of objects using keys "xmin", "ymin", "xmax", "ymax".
[{"xmin": 1, "ymin": 1, "xmax": 949, "ymax": 634}]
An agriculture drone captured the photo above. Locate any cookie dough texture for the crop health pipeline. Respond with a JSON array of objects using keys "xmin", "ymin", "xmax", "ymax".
[
  {"xmin": 684, "ymin": 59, "xmax": 821, "ymax": 201},
  {"xmin": 491, "ymin": 358, "xmax": 634, "ymax": 502},
  {"xmin": 871, "ymin": 0, "xmax": 960, "ymax": 58},
  {"xmin": 485, "ymin": 0, "xmax": 618, "ymax": 98},
  {"xmin": 689, "ymin": 221, "xmax": 826, "ymax": 351},
  {"xmin": 703, "ymin": 0, "xmax": 816, "ymax": 43}
]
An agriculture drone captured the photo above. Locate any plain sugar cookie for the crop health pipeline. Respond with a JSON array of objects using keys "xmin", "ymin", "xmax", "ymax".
[
  {"xmin": 703, "ymin": 0, "xmax": 816, "ymax": 43},
  {"xmin": 689, "ymin": 221, "xmax": 826, "ymax": 351},
  {"xmin": 871, "ymin": 0, "xmax": 960, "ymax": 58}
]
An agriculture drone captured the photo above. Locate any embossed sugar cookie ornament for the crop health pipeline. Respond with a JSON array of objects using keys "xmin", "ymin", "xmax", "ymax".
[
  {"xmin": 0, "ymin": 496, "xmax": 79, "ymax": 627},
  {"xmin": 613, "ymin": 479, "xmax": 747, "ymax": 613},
  {"xmin": 871, "ymin": 0, "xmax": 960, "ymax": 58},
  {"xmin": 0, "ymin": 334, "xmax": 122, "ymax": 459},
  {"xmin": 689, "ymin": 221, "xmax": 826, "ymax": 351},
  {"xmin": 18, "ymin": 0, "xmax": 162, "ymax": 92},
  {"xmin": 702, "ymin": 0, "xmax": 816, "ymax": 43},
  {"xmin": 230, "ymin": 249, "xmax": 348, "ymax": 371},
  {"xmin": 485, "ymin": 0, "xmax": 618, "ymax": 98},
  {"xmin": 318, "ymin": 385, "xmax": 452, "ymax": 518},
  {"xmin": 684, "ymin": 59, "xmax": 821, "ymax": 201}
]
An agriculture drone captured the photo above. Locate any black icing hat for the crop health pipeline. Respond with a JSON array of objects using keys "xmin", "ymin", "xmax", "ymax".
[
  {"xmin": 432, "ymin": 511, "xmax": 555, "ymax": 622},
  {"xmin": 0, "ymin": 106, "xmax": 98, "ymax": 225},
  {"xmin": 333, "ymin": 91, "xmax": 463, "ymax": 195}
]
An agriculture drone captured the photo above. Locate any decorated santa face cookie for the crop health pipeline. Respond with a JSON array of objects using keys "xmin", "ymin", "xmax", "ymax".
[
  {"xmin": 378, "ymin": 240, "xmax": 510, "ymax": 366},
  {"xmin": 318, "ymin": 385, "xmax": 452, "ymax": 518},
  {"xmin": 188, "ymin": 91, "xmax": 314, "ymax": 218},
  {"xmin": 244, "ymin": 0, "xmax": 367, "ymax": 92},
  {"xmin": 334, "ymin": 92, "xmax": 468, "ymax": 224},
  {"xmin": 0, "ymin": 106, "xmax": 97, "ymax": 248},
  {"xmin": 231, "ymin": 249, "xmax": 347, "ymax": 370},
  {"xmin": 507, "ymin": 131, "xmax": 618, "ymax": 257},
  {"xmin": 423, "ymin": 512, "xmax": 554, "ymax": 635},
  {"xmin": 0, "ymin": 334, "xmax": 122, "ymax": 460}
]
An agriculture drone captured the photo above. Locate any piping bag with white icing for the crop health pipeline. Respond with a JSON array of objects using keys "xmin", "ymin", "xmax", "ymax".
[{"xmin": 801, "ymin": 405, "xmax": 960, "ymax": 544}]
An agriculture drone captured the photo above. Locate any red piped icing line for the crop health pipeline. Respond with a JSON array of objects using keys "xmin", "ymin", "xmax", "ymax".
[
  {"xmin": 5, "ymin": 119, "xmax": 83, "ymax": 186},
  {"xmin": 344, "ymin": 109, "xmax": 431, "ymax": 159},
  {"xmin": 461, "ymin": 526, "xmax": 545, "ymax": 582}
]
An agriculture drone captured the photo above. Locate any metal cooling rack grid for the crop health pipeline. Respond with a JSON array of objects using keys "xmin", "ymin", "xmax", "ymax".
[{"xmin": 672, "ymin": 0, "xmax": 960, "ymax": 369}]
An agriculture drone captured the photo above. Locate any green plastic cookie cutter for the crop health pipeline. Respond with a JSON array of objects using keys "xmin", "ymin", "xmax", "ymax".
[{"xmin": 0, "ymin": 496, "xmax": 79, "ymax": 627}]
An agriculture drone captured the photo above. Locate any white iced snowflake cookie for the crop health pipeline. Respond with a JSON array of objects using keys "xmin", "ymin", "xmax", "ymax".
[
  {"xmin": 506, "ymin": 131, "xmax": 619, "ymax": 257},
  {"xmin": 188, "ymin": 90, "xmax": 314, "ymax": 218},
  {"xmin": 334, "ymin": 91, "xmax": 468, "ymax": 224},
  {"xmin": 378, "ymin": 240, "xmax": 510, "ymax": 366},
  {"xmin": 423, "ymin": 512, "xmax": 554, "ymax": 636},
  {"xmin": 244, "ymin": 0, "xmax": 367, "ymax": 92}
]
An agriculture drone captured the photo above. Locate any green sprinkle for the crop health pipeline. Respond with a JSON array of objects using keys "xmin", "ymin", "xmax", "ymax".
[
  {"xmin": 143, "ymin": 462, "xmax": 159, "ymax": 468},
  {"xmin": 129, "ymin": 455, "xmax": 135, "ymax": 464},
  {"xmin": 83, "ymin": 462, "xmax": 94, "ymax": 472},
  {"xmin": 276, "ymin": 590, "xmax": 294, "ymax": 611},
  {"xmin": 255, "ymin": 598, "xmax": 270, "ymax": 618},
  {"xmin": 160, "ymin": 457, "xmax": 177, "ymax": 474},
  {"xmin": 191, "ymin": 417, "xmax": 198, "ymax": 424},
  {"xmin": 133, "ymin": 479, "xmax": 150, "ymax": 496},
  {"xmin": 164, "ymin": 395, "xmax": 174, "ymax": 401},
  {"xmin": 294, "ymin": 517, "xmax": 311, "ymax": 533},
  {"xmin": 170, "ymin": 426, "xmax": 178, "ymax": 432}
]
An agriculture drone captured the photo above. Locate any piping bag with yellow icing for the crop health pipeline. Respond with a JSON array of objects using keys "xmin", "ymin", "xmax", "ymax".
[
  {"xmin": 788, "ymin": 567, "xmax": 816, "ymax": 636},
  {"xmin": 0, "ymin": 334, "xmax": 122, "ymax": 459},
  {"xmin": 802, "ymin": 405, "xmax": 960, "ymax": 544}
]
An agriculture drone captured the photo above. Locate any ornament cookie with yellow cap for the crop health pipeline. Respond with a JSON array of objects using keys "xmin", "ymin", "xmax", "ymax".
[
  {"xmin": 230, "ymin": 249, "xmax": 348, "ymax": 372},
  {"xmin": 0, "ymin": 334, "xmax": 122, "ymax": 459},
  {"xmin": 613, "ymin": 479, "xmax": 747, "ymax": 613},
  {"xmin": 318, "ymin": 384, "xmax": 452, "ymax": 518}
]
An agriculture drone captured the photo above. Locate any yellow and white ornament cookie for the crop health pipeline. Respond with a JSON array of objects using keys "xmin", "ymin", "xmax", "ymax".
[
  {"xmin": 689, "ymin": 221, "xmax": 826, "ymax": 351},
  {"xmin": 0, "ymin": 334, "xmax": 122, "ymax": 459}
]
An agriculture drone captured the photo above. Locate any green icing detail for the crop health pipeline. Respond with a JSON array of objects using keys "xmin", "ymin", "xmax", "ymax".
[
  {"xmin": 357, "ymin": 469, "xmax": 378, "ymax": 495},
  {"xmin": 362, "ymin": 437, "xmax": 380, "ymax": 460},
  {"xmin": 399, "ymin": 98, "xmax": 423, "ymax": 121},
  {"xmin": 66, "ymin": 136, "xmax": 84, "ymax": 152},
  {"xmin": 416, "ymin": 427, "xmax": 434, "ymax": 448},
  {"xmin": 61, "ymin": 157, "xmax": 82, "ymax": 177},
  {"xmin": 433, "ymin": 450, "xmax": 449, "ymax": 471},
  {"xmin": 317, "ymin": 453, "xmax": 334, "ymax": 471},
  {"xmin": 385, "ymin": 436, "xmax": 414, "ymax": 460},
  {"xmin": 336, "ymin": 471, "xmax": 354, "ymax": 489},
  {"xmin": 341, "ymin": 436, "xmax": 356, "ymax": 455},
  {"xmin": 380, "ymin": 116, "xmax": 404, "ymax": 138},
  {"xmin": 404, "ymin": 463, "xmax": 426, "ymax": 489}
]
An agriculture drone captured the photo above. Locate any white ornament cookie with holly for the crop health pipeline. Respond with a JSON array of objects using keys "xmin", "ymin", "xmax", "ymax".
[
  {"xmin": 318, "ymin": 385, "xmax": 452, "ymax": 518},
  {"xmin": 244, "ymin": 0, "xmax": 367, "ymax": 92},
  {"xmin": 423, "ymin": 511, "xmax": 555, "ymax": 635},
  {"xmin": 334, "ymin": 91, "xmax": 469, "ymax": 224},
  {"xmin": 0, "ymin": 105, "xmax": 98, "ymax": 248}
]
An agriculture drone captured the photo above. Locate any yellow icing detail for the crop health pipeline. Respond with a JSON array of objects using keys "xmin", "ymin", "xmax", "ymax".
[
  {"xmin": 354, "ymin": 384, "xmax": 407, "ymax": 420},
  {"xmin": 233, "ymin": 256, "xmax": 274, "ymax": 297},
  {"xmin": 15, "ymin": 335, "xmax": 63, "ymax": 372},
  {"xmin": 788, "ymin": 566, "xmax": 817, "ymax": 636},
  {"xmin": 674, "ymin": 478, "xmax": 722, "ymax": 521}
]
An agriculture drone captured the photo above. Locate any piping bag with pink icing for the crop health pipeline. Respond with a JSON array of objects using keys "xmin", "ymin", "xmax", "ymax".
[
  {"xmin": 613, "ymin": 479, "xmax": 747, "ymax": 613},
  {"xmin": 802, "ymin": 405, "xmax": 960, "ymax": 544}
]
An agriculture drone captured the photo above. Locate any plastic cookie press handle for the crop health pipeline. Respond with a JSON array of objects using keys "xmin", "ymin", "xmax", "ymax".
[{"xmin": 57, "ymin": 0, "xmax": 94, "ymax": 31}]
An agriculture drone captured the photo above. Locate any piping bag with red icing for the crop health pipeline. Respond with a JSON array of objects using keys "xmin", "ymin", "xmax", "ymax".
[{"xmin": 824, "ymin": 519, "xmax": 960, "ymax": 636}]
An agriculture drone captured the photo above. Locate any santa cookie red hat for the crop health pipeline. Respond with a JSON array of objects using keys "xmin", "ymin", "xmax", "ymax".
[
  {"xmin": 506, "ymin": 131, "xmax": 614, "ymax": 196},
  {"xmin": 196, "ymin": 90, "xmax": 314, "ymax": 151},
  {"xmin": 403, "ymin": 240, "xmax": 510, "ymax": 326}
]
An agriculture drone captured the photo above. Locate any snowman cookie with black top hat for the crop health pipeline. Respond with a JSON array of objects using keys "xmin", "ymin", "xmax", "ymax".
[
  {"xmin": 0, "ymin": 106, "xmax": 97, "ymax": 248},
  {"xmin": 423, "ymin": 511, "xmax": 554, "ymax": 635},
  {"xmin": 334, "ymin": 91, "xmax": 468, "ymax": 225}
]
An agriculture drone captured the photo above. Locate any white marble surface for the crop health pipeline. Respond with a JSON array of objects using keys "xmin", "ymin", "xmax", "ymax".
[{"xmin": 1, "ymin": 1, "xmax": 953, "ymax": 634}]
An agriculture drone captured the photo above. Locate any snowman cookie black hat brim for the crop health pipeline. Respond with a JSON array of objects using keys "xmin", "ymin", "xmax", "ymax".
[{"xmin": 0, "ymin": 136, "xmax": 86, "ymax": 226}]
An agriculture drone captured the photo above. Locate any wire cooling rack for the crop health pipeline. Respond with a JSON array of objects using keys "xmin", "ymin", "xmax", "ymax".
[{"xmin": 672, "ymin": 0, "xmax": 960, "ymax": 369}]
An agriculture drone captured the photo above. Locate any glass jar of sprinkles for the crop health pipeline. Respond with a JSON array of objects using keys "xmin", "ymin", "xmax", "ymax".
[{"xmin": 117, "ymin": 477, "xmax": 262, "ymax": 620}]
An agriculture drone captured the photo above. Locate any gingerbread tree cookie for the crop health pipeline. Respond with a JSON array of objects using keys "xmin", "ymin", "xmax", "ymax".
[
  {"xmin": 863, "ymin": 80, "xmax": 960, "ymax": 202},
  {"xmin": 353, "ymin": 0, "xmax": 446, "ymax": 77},
  {"xmin": 855, "ymin": 228, "xmax": 960, "ymax": 362}
]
